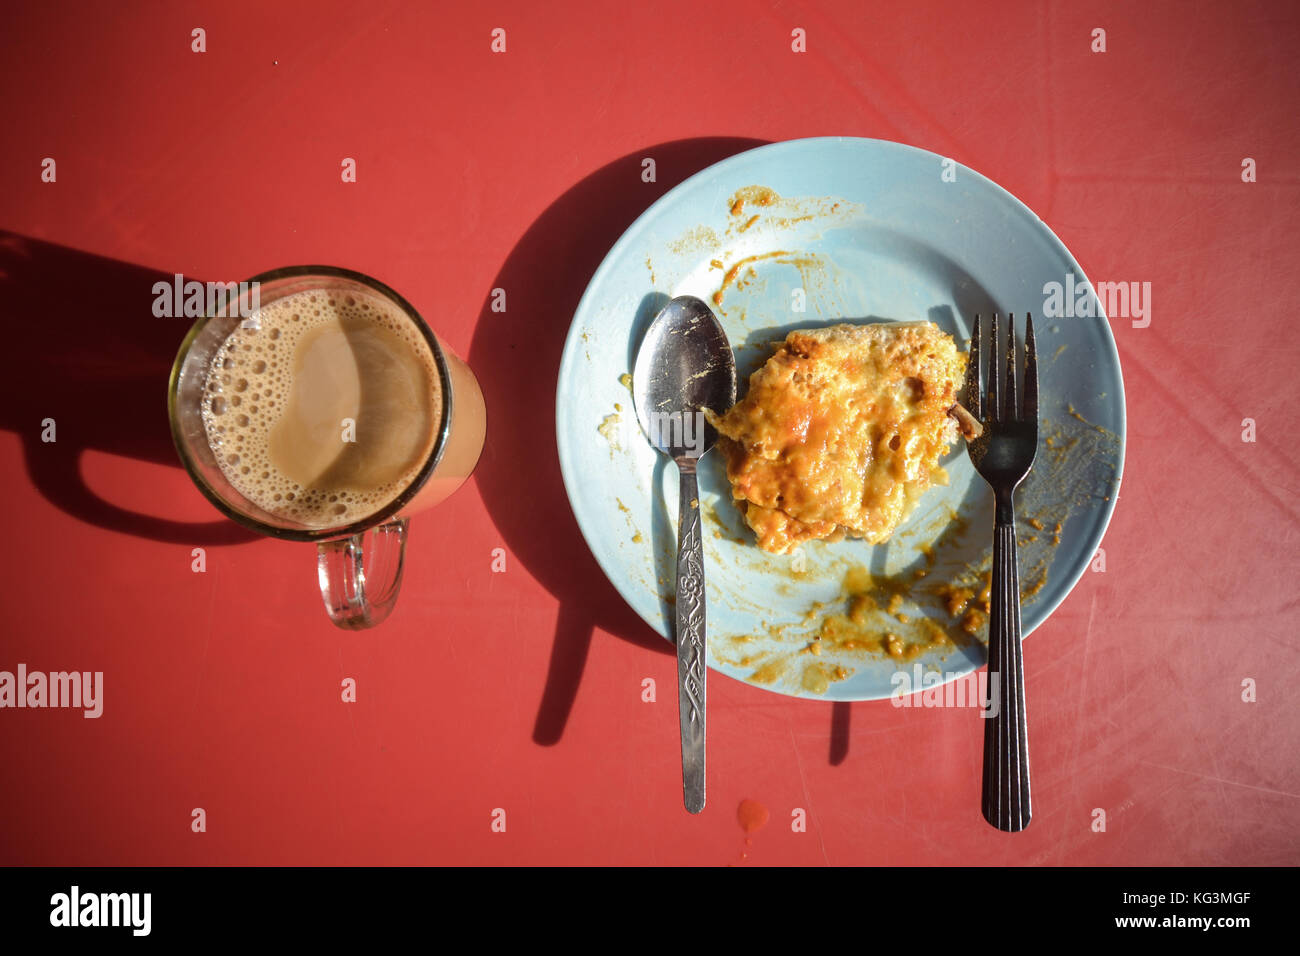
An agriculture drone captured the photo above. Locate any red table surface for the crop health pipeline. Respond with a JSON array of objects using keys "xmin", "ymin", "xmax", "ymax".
[{"xmin": 0, "ymin": 0, "xmax": 1296, "ymax": 867}]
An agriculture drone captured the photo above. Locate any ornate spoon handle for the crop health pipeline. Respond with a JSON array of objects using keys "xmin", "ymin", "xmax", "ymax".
[{"xmin": 675, "ymin": 458, "xmax": 706, "ymax": 814}]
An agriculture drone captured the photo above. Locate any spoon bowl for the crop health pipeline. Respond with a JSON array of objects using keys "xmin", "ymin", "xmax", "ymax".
[{"xmin": 633, "ymin": 295, "xmax": 736, "ymax": 461}]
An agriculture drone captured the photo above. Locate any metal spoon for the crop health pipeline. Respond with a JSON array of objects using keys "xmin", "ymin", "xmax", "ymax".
[{"xmin": 632, "ymin": 295, "xmax": 737, "ymax": 814}]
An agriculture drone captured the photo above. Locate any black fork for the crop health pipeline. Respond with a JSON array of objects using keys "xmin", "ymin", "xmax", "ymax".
[{"xmin": 963, "ymin": 312, "xmax": 1038, "ymax": 832}]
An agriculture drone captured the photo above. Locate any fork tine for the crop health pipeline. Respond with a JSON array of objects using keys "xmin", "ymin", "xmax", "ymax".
[
  {"xmin": 1023, "ymin": 313, "xmax": 1038, "ymax": 425},
  {"xmin": 964, "ymin": 314, "xmax": 982, "ymax": 419},
  {"xmin": 1005, "ymin": 312, "xmax": 1019, "ymax": 422},
  {"xmin": 988, "ymin": 312, "xmax": 1002, "ymax": 422}
]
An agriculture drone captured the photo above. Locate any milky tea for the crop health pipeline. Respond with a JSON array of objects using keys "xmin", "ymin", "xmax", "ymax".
[{"xmin": 200, "ymin": 287, "xmax": 446, "ymax": 530}]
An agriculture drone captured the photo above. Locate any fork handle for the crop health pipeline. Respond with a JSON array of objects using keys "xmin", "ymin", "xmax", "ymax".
[
  {"xmin": 982, "ymin": 490, "xmax": 1031, "ymax": 831},
  {"xmin": 675, "ymin": 459, "xmax": 706, "ymax": 814}
]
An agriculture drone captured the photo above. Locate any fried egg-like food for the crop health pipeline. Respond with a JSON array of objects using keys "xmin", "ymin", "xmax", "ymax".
[{"xmin": 706, "ymin": 322, "xmax": 968, "ymax": 555}]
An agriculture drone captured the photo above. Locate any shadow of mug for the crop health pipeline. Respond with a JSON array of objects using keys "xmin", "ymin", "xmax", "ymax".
[{"xmin": 0, "ymin": 231, "xmax": 258, "ymax": 545}]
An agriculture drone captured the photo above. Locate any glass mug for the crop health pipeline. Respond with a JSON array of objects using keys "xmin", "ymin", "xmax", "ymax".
[{"xmin": 168, "ymin": 266, "xmax": 486, "ymax": 628}]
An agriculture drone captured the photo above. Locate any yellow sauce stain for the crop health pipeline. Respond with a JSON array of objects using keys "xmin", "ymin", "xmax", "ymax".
[
  {"xmin": 801, "ymin": 661, "xmax": 852, "ymax": 694},
  {"xmin": 667, "ymin": 225, "xmax": 721, "ymax": 256},
  {"xmin": 711, "ymin": 250, "xmax": 833, "ymax": 308},
  {"xmin": 748, "ymin": 658, "xmax": 788, "ymax": 685},
  {"xmin": 729, "ymin": 185, "xmax": 780, "ymax": 216},
  {"xmin": 598, "ymin": 414, "xmax": 622, "ymax": 452}
]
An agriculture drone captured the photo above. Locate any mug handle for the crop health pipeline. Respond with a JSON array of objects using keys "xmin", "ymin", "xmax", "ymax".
[{"xmin": 316, "ymin": 518, "xmax": 409, "ymax": 629}]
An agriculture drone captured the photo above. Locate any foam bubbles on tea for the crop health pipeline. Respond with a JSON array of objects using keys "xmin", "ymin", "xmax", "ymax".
[{"xmin": 200, "ymin": 288, "xmax": 442, "ymax": 529}]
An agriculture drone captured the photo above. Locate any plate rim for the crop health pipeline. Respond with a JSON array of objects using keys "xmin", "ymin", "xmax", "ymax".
[{"xmin": 555, "ymin": 135, "xmax": 1127, "ymax": 700}]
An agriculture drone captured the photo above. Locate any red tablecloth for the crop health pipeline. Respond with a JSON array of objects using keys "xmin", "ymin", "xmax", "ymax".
[{"xmin": 1, "ymin": 0, "xmax": 1295, "ymax": 865}]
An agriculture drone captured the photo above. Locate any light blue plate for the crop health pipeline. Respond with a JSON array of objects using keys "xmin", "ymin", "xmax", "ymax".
[{"xmin": 556, "ymin": 137, "xmax": 1125, "ymax": 701}]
